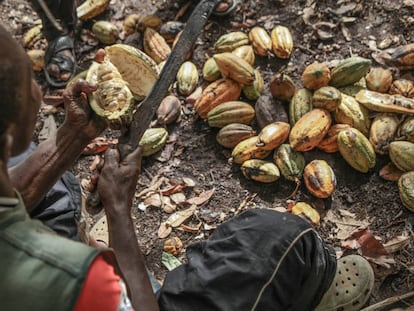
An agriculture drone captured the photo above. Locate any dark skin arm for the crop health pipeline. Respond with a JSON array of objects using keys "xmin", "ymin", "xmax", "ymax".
[
  {"xmin": 97, "ymin": 146, "xmax": 159, "ymax": 311},
  {"xmin": 9, "ymin": 80, "xmax": 107, "ymax": 211}
]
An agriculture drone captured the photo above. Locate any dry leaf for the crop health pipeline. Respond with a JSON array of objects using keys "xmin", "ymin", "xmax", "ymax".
[
  {"xmin": 166, "ymin": 205, "xmax": 197, "ymax": 227},
  {"xmin": 158, "ymin": 222, "xmax": 172, "ymax": 238},
  {"xmin": 170, "ymin": 192, "xmax": 186, "ymax": 205},
  {"xmin": 177, "ymin": 222, "xmax": 202, "ymax": 233},
  {"xmin": 161, "ymin": 183, "xmax": 186, "ymax": 196},
  {"xmin": 182, "ymin": 177, "xmax": 196, "ymax": 187},
  {"xmin": 82, "ymin": 137, "xmax": 118, "ymax": 155},
  {"xmin": 379, "ymin": 162, "xmax": 404, "ymax": 182},
  {"xmin": 186, "ymin": 188, "xmax": 215, "ymax": 205},
  {"xmin": 161, "ymin": 196, "xmax": 176, "ymax": 213},
  {"xmin": 324, "ymin": 209, "xmax": 370, "ymax": 240},
  {"xmin": 144, "ymin": 193, "xmax": 162, "ymax": 208},
  {"xmin": 383, "ymin": 235, "xmax": 411, "ymax": 254}
]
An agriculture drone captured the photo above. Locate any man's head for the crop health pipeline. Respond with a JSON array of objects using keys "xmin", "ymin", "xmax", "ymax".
[{"xmin": 0, "ymin": 24, "xmax": 42, "ymax": 156}]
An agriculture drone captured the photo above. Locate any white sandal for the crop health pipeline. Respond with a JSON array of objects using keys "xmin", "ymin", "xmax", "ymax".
[{"xmin": 315, "ymin": 255, "xmax": 374, "ymax": 311}]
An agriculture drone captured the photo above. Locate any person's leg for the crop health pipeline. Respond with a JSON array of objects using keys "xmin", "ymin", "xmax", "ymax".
[
  {"xmin": 157, "ymin": 209, "xmax": 338, "ymax": 311},
  {"xmin": 29, "ymin": 0, "xmax": 77, "ymax": 87}
]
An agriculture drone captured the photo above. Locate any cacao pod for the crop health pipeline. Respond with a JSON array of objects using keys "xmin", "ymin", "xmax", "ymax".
[
  {"xmin": 389, "ymin": 141, "xmax": 414, "ymax": 172},
  {"xmin": 312, "ymin": 86, "xmax": 342, "ymax": 112},
  {"xmin": 290, "ymin": 202, "xmax": 320, "ymax": 226},
  {"xmin": 216, "ymin": 123, "xmax": 256, "ymax": 148},
  {"xmin": 157, "ymin": 95, "xmax": 181, "ymax": 125},
  {"xmin": 389, "ymin": 79, "xmax": 414, "ymax": 98},
  {"xmin": 139, "ymin": 128, "xmax": 168, "ymax": 157},
  {"xmin": 232, "ymin": 45, "xmax": 255, "ymax": 65},
  {"xmin": 232, "ymin": 136, "xmax": 271, "ymax": 164},
  {"xmin": 92, "ymin": 20, "xmax": 119, "ymax": 45},
  {"xmin": 257, "ymin": 122, "xmax": 290, "ymax": 151},
  {"xmin": 255, "ymin": 92, "xmax": 289, "ymax": 128},
  {"xmin": 289, "ymin": 88, "xmax": 313, "ymax": 127},
  {"xmin": 207, "ymin": 101, "xmax": 255, "ymax": 128},
  {"xmin": 289, "ymin": 108, "xmax": 332, "ymax": 152},
  {"xmin": 176, "ymin": 61, "xmax": 199, "ymax": 96},
  {"xmin": 369, "ymin": 113, "xmax": 399, "ymax": 155},
  {"xmin": 77, "ymin": 0, "xmax": 110, "ymax": 20},
  {"xmin": 242, "ymin": 69, "xmax": 264, "ymax": 100},
  {"xmin": 213, "ymin": 52, "xmax": 255, "ymax": 86},
  {"xmin": 398, "ymin": 171, "xmax": 414, "ymax": 212},
  {"xmin": 214, "ymin": 31, "xmax": 249, "ymax": 53},
  {"xmin": 143, "ymin": 27, "xmax": 171, "ymax": 64},
  {"xmin": 248, "ymin": 27, "xmax": 272, "ymax": 56},
  {"xmin": 398, "ymin": 116, "xmax": 414, "ymax": 142},
  {"xmin": 365, "ymin": 67, "xmax": 393, "ymax": 93},
  {"xmin": 303, "ymin": 159, "xmax": 336, "ymax": 199},
  {"xmin": 270, "ymin": 73, "xmax": 297, "ymax": 101},
  {"xmin": 202, "ymin": 57, "xmax": 221, "ymax": 82},
  {"xmin": 329, "ymin": 56, "xmax": 372, "ymax": 87},
  {"xmin": 317, "ymin": 124, "xmax": 351, "ymax": 153},
  {"xmin": 355, "ymin": 90, "xmax": 414, "ymax": 115},
  {"xmin": 301, "ymin": 61, "xmax": 331, "ymax": 90},
  {"xmin": 241, "ymin": 159, "xmax": 280, "ymax": 183},
  {"xmin": 337, "ymin": 127, "xmax": 376, "ymax": 173},
  {"xmin": 271, "ymin": 25, "xmax": 293, "ymax": 59}
]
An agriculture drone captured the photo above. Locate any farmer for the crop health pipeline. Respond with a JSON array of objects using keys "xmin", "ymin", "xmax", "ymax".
[{"xmin": 0, "ymin": 24, "xmax": 374, "ymax": 311}]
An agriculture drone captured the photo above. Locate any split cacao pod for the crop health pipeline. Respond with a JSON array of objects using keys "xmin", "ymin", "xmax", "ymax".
[
  {"xmin": 289, "ymin": 108, "xmax": 332, "ymax": 152},
  {"xmin": 232, "ymin": 136, "xmax": 271, "ymax": 164},
  {"xmin": 176, "ymin": 61, "xmax": 199, "ymax": 96},
  {"xmin": 216, "ymin": 123, "xmax": 256, "ymax": 149},
  {"xmin": 317, "ymin": 124, "xmax": 351, "ymax": 153},
  {"xmin": 355, "ymin": 90, "xmax": 414, "ymax": 114},
  {"xmin": 365, "ymin": 67, "xmax": 393, "ymax": 93},
  {"xmin": 334, "ymin": 93, "xmax": 371, "ymax": 136},
  {"xmin": 207, "ymin": 101, "xmax": 255, "ymax": 128},
  {"xmin": 388, "ymin": 43, "xmax": 414, "ymax": 71},
  {"xmin": 248, "ymin": 26, "xmax": 272, "ymax": 57},
  {"xmin": 213, "ymin": 52, "xmax": 255, "ymax": 86},
  {"xmin": 329, "ymin": 56, "xmax": 372, "ymax": 87},
  {"xmin": 312, "ymin": 86, "xmax": 342, "ymax": 112},
  {"xmin": 194, "ymin": 78, "xmax": 242, "ymax": 119},
  {"xmin": 301, "ymin": 61, "xmax": 331, "ymax": 90},
  {"xmin": 369, "ymin": 113, "xmax": 399, "ymax": 155},
  {"xmin": 270, "ymin": 25, "xmax": 293, "ymax": 59},
  {"xmin": 241, "ymin": 159, "xmax": 280, "ymax": 183},
  {"xmin": 398, "ymin": 171, "xmax": 414, "ymax": 212},
  {"xmin": 257, "ymin": 122, "xmax": 290, "ymax": 151},
  {"xmin": 289, "ymin": 88, "xmax": 313, "ymax": 127},
  {"xmin": 214, "ymin": 31, "xmax": 249, "ymax": 53},
  {"xmin": 337, "ymin": 127, "xmax": 376, "ymax": 173},
  {"xmin": 389, "ymin": 141, "xmax": 414, "ymax": 172},
  {"xmin": 303, "ymin": 159, "xmax": 336, "ymax": 199}
]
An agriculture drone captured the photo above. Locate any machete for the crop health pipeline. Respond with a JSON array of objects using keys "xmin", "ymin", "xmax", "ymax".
[{"xmin": 118, "ymin": 0, "xmax": 223, "ymax": 159}]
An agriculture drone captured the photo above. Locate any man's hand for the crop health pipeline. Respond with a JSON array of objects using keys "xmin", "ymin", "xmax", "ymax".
[
  {"xmin": 97, "ymin": 146, "xmax": 143, "ymax": 217},
  {"xmin": 62, "ymin": 79, "xmax": 107, "ymax": 141}
]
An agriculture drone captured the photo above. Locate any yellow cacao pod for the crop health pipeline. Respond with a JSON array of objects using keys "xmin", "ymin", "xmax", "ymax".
[
  {"xmin": 26, "ymin": 49, "xmax": 45, "ymax": 72},
  {"xmin": 301, "ymin": 62, "xmax": 331, "ymax": 90},
  {"xmin": 92, "ymin": 21, "xmax": 119, "ymax": 44},
  {"xmin": 207, "ymin": 101, "xmax": 255, "ymax": 128},
  {"xmin": 270, "ymin": 73, "xmax": 297, "ymax": 102},
  {"xmin": 338, "ymin": 85, "xmax": 366, "ymax": 97},
  {"xmin": 329, "ymin": 56, "xmax": 372, "ymax": 87},
  {"xmin": 213, "ymin": 52, "xmax": 255, "ymax": 86},
  {"xmin": 289, "ymin": 88, "xmax": 313, "ymax": 127},
  {"xmin": 22, "ymin": 24, "xmax": 43, "ymax": 48},
  {"xmin": 143, "ymin": 27, "xmax": 171, "ymax": 64},
  {"xmin": 398, "ymin": 116, "xmax": 414, "ymax": 142},
  {"xmin": 257, "ymin": 121, "xmax": 290, "ymax": 151},
  {"xmin": 389, "ymin": 79, "xmax": 414, "ymax": 98},
  {"xmin": 241, "ymin": 159, "xmax": 280, "ymax": 183},
  {"xmin": 139, "ymin": 128, "xmax": 168, "ymax": 157},
  {"xmin": 290, "ymin": 202, "xmax": 320, "ymax": 226},
  {"xmin": 232, "ymin": 45, "xmax": 255, "ymax": 65},
  {"xmin": 176, "ymin": 61, "xmax": 199, "ymax": 96},
  {"xmin": 355, "ymin": 89, "xmax": 414, "ymax": 114},
  {"xmin": 77, "ymin": 0, "xmax": 110, "ymax": 20},
  {"xmin": 270, "ymin": 25, "xmax": 293, "ymax": 59},
  {"xmin": 194, "ymin": 78, "xmax": 242, "ymax": 119},
  {"xmin": 365, "ymin": 67, "xmax": 393, "ymax": 93},
  {"xmin": 242, "ymin": 69, "xmax": 264, "ymax": 100},
  {"xmin": 248, "ymin": 27, "xmax": 272, "ymax": 57},
  {"xmin": 369, "ymin": 113, "xmax": 399, "ymax": 155},
  {"xmin": 123, "ymin": 14, "xmax": 141, "ymax": 35},
  {"xmin": 157, "ymin": 95, "xmax": 181, "ymax": 125},
  {"xmin": 398, "ymin": 171, "xmax": 414, "ymax": 212},
  {"xmin": 389, "ymin": 141, "xmax": 414, "ymax": 172},
  {"xmin": 214, "ymin": 31, "xmax": 249, "ymax": 53},
  {"xmin": 312, "ymin": 86, "xmax": 342, "ymax": 112},
  {"xmin": 202, "ymin": 57, "xmax": 221, "ymax": 82},
  {"xmin": 337, "ymin": 127, "xmax": 376, "ymax": 173},
  {"xmin": 289, "ymin": 108, "xmax": 332, "ymax": 152},
  {"xmin": 317, "ymin": 124, "xmax": 351, "ymax": 153},
  {"xmin": 216, "ymin": 123, "xmax": 256, "ymax": 149},
  {"xmin": 136, "ymin": 15, "xmax": 163, "ymax": 32},
  {"xmin": 232, "ymin": 136, "xmax": 271, "ymax": 164},
  {"xmin": 334, "ymin": 93, "xmax": 371, "ymax": 136},
  {"xmin": 303, "ymin": 159, "xmax": 336, "ymax": 199},
  {"xmin": 273, "ymin": 144, "xmax": 305, "ymax": 181}
]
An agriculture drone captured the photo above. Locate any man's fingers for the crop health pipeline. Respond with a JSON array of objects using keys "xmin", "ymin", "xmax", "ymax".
[{"xmin": 63, "ymin": 79, "xmax": 97, "ymax": 100}]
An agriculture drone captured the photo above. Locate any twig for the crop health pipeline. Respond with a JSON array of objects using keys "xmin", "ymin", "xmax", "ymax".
[{"xmin": 360, "ymin": 291, "xmax": 414, "ymax": 311}]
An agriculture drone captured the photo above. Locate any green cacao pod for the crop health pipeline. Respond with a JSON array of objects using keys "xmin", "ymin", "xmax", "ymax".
[
  {"xmin": 273, "ymin": 144, "xmax": 305, "ymax": 181},
  {"xmin": 139, "ymin": 128, "xmax": 168, "ymax": 156},
  {"xmin": 398, "ymin": 171, "xmax": 414, "ymax": 212},
  {"xmin": 207, "ymin": 101, "xmax": 255, "ymax": 128},
  {"xmin": 241, "ymin": 159, "xmax": 280, "ymax": 183},
  {"xmin": 214, "ymin": 31, "xmax": 249, "ymax": 53},
  {"xmin": 329, "ymin": 56, "xmax": 372, "ymax": 87},
  {"xmin": 337, "ymin": 127, "xmax": 376, "ymax": 173},
  {"xmin": 312, "ymin": 86, "xmax": 342, "ymax": 112},
  {"xmin": 289, "ymin": 88, "xmax": 313, "ymax": 127},
  {"xmin": 389, "ymin": 141, "xmax": 414, "ymax": 172}
]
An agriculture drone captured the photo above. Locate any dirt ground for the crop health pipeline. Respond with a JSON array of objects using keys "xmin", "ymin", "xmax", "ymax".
[{"xmin": 2, "ymin": 0, "xmax": 414, "ymax": 309}]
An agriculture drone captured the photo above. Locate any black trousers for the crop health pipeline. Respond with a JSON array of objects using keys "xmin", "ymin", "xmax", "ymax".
[{"xmin": 29, "ymin": 0, "xmax": 77, "ymax": 41}]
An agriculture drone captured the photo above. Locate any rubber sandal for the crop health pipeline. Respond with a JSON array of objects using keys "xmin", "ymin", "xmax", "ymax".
[
  {"xmin": 212, "ymin": 0, "xmax": 239, "ymax": 16},
  {"xmin": 315, "ymin": 255, "xmax": 374, "ymax": 311},
  {"xmin": 44, "ymin": 35, "xmax": 76, "ymax": 88},
  {"xmin": 89, "ymin": 215, "xmax": 109, "ymax": 246}
]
